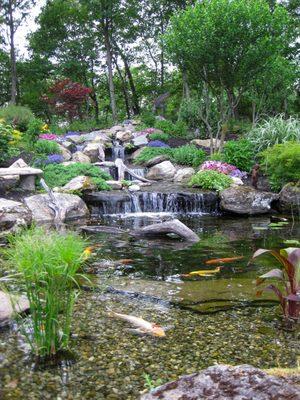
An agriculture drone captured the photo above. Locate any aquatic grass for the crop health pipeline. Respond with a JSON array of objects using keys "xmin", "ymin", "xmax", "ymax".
[{"xmin": 4, "ymin": 227, "xmax": 87, "ymax": 358}]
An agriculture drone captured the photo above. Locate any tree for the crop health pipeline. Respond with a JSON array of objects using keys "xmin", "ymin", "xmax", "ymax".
[
  {"xmin": 0, "ymin": 0, "xmax": 35, "ymax": 104},
  {"xmin": 164, "ymin": 0, "xmax": 295, "ymax": 118}
]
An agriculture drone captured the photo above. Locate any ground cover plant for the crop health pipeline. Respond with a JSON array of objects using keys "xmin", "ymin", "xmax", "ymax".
[
  {"xmin": 42, "ymin": 162, "xmax": 111, "ymax": 190},
  {"xmin": 188, "ymin": 170, "xmax": 233, "ymax": 191},
  {"xmin": 0, "ymin": 105, "xmax": 34, "ymax": 131},
  {"xmin": 200, "ymin": 160, "xmax": 247, "ymax": 179},
  {"xmin": 34, "ymin": 139, "xmax": 61, "ymax": 156},
  {"xmin": 4, "ymin": 227, "xmax": 87, "ymax": 358},
  {"xmin": 222, "ymin": 139, "xmax": 255, "ymax": 172}
]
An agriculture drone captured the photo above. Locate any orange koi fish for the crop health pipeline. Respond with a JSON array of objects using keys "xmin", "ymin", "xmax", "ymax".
[{"xmin": 205, "ymin": 256, "xmax": 244, "ymax": 265}]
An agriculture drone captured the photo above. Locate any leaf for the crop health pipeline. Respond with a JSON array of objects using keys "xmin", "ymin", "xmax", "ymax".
[
  {"xmin": 283, "ymin": 239, "xmax": 300, "ymax": 246},
  {"xmin": 285, "ymin": 294, "xmax": 300, "ymax": 302},
  {"xmin": 263, "ymin": 284, "xmax": 287, "ymax": 315},
  {"xmin": 256, "ymin": 269, "xmax": 284, "ymax": 285}
]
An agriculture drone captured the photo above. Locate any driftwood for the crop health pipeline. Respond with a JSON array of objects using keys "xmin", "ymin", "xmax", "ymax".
[
  {"xmin": 40, "ymin": 178, "xmax": 65, "ymax": 230},
  {"xmin": 132, "ymin": 219, "xmax": 199, "ymax": 242},
  {"xmin": 115, "ymin": 158, "xmax": 152, "ymax": 182}
]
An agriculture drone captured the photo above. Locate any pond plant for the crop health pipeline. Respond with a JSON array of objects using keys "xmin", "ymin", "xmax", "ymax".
[
  {"xmin": 252, "ymin": 247, "xmax": 300, "ymax": 322},
  {"xmin": 4, "ymin": 227, "xmax": 87, "ymax": 359}
]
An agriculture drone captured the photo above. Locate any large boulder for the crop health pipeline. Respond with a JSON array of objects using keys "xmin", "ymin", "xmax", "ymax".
[
  {"xmin": 220, "ymin": 186, "xmax": 278, "ymax": 215},
  {"xmin": 145, "ymin": 155, "xmax": 170, "ymax": 168},
  {"xmin": 0, "ymin": 198, "xmax": 32, "ymax": 231},
  {"xmin": 24, "ymin": 193, "xmax": 89, "ymax": 223},
  {"xmin": 0, "ymin": 291, "xmax": 30, "ymax": 328},
  {"xmin": 141, "ymin": 365, "xmax": 300, "ymax": 400},
  {"xmin": 278, "ymin": 182, "xmax": 300, "ymax": 214},
  {"xmin": 109, "ymin": 125, "xmax": 124, "ymax": 135},
  {"xmin": 146, "ymin": 161, "xmax": 176, "ymax": 181},
  {"xmin": 174, "ymin": 167, "xmax": 195, "ymax": 183},
  {"xmin": 82, "ymin": 131, "xmax": 110, "ymax": 143},
  {"xmin": 133, "ymin": 134, "xmax": 148, "ymax": 147},
  {"xmin": 59, "ymin": 176, "xmax": 96, "ymax": 192},
  {"xmin": 116, "ymin": 130, "xmax": 133, "ymax": 142},
  {"xmin": 72, "ymin": 151, "xmax": 91, "ymax": 163},
  {"xmin": 57, "ymin": 144, "xmax": 72, "ymax": 161},
  {"xmin": 83, "ymin": 142, "xmax": 105, "ymax": 162}
]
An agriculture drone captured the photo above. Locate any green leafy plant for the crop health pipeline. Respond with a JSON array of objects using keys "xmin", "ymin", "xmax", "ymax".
[
  {"xmin": 223, "ymin": 139, "xmax": 255, "ymax": 172},
  {"xmin": 3, "ymin": 227, "xmax": 88, "ymax": 358},
  {"xmin": 0, "ymin": 105, "xmax": 34, "ymax": 131},
  {"xmin": 171, "ymin": 145, "xmax": 206, "ymax": 167},
  {"xmin": 149, "ymin": 132, "xmax": 170, "ymax": 142},
  {"xmin": 134, "ymin": 147, "xmax": 172, "ymax": 165},
  {"xmin": 252, "ymin": 247, "xmax": 300, "ymax": 321},
  {"xmin": 188, "ymin": 170, "xmax": 232, "ymax": 191},
  {"xmin": 143, "ymin": 373, "xmax": 163, "ymax": 391},
  {"xmin": 0, "ymin": 121, "xmax": 13, "ymax": 163},
  {"xmin": 248, "ymin": 116, "xmax": 300, "ymax": 152},
  {"xmin": 34, "ymin": 139, "xmax": 61, "ymax": 156},
  {"xmin": 154, "ymin": 119, "xmax": 188, "ymax": 137},
  {"xmin": 42, "ymin": 163, "xmax": 111, "ymax": 189},
  {"xmin": 259, "ymin": 141, "xmax": 300, "ymax": 191},
  {"xmin": 25, "ymin": 118, "xmax": 45, "ymax": 144}
]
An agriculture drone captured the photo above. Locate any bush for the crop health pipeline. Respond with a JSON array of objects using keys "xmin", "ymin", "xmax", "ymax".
[
  {"xmin": 149, "ymin": 132, "xmax": 170, "ymax": 142},
  {"xmin": 171, "ymin": 145, "xmax": 206, "ymax": 168},
  {"xmin": 0, "ymin": 105, "xmax": 34, "ymax": 131},
  {"xmin": 140, "ymin": 111, "xmax": 156, "ymax": 127},
  {"xmin": 248, "ymin": 115, "xmax": 300, "ymax": 152},
  {"xmin": 259, "ymin": 141, "xmax": 300, "ymax": 191},
  {"xmin": 200, "ymin": 160, "xmax": 247, "ymax": 179},
  {"xmin": 222, "ymin": 139, "xmax": 255, "ymax": 172},
  {"xmin": 189, "ymin": 170, "xmax": 233, "ymax": 191},
  {"xmin": 25, "ymin": 118, "xmax": 45, "ymax": 144},
  {"xmin": 0, "ymin": 121, "xmax": 13, "ymax": 162},
  {"xmin": 154, "ymin": 119, "xmax": 188, "ymax": 137},
  {"xmin": 4, "ymin": 227, "xmax": 87, "ymax": 358},
  {"xmin": 42, "ymin": 162, "xmax": 111, "ymax": 190},
  {"xmin": 134, "ymin": 148, "xmax": 172, "ymax": 164},
  {"xmin": 34, "ymin": 139, "xmax": 61, "ymax": 156}
]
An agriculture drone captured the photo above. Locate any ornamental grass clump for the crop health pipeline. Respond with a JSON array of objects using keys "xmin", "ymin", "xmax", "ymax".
[
  {"xmin": 188, "ymin": 170, "xmax": 233, "ymax": 191},
  {"xmin": 5, "ymin": 227, "xmax": 87, "ymax": 358}
]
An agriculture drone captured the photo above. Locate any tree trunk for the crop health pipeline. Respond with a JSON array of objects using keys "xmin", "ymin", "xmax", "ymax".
[
  {"xmin": 102, "ymin": 19, "xmax": 117, "ymax": 122},
  {"xmin": 160, "ymin": 11, "xmax": 165, "ymax": 90},
  {"xmin": 123, "ymin": 59, "xmax": 140, "ymax": 115},
  {"xmin": 114, "ymin": 59, "xmax": 131, "ymax": 119},
  {"xmin": 182, "ymin": 66, "xmax": 190, "ymax": 99},
  {"xmin": 8, "ymin": 0, "xmax": 17, "ymax": 105}
]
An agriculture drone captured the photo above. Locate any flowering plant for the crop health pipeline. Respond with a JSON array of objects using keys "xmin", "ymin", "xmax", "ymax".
[
  {"xmin": 200, "ymin": 161, "xmax": 247, "ymax": 179},
  {"xmin": 36, "ymin": 154, "xmax": 64, "ymax": 166},
  {"xmin": 39, "ymin": 133, "xmax": 58, "ymax": 141},
  {"xmin": 147, "ymin": 140, "xmax": 170, "ymax": 148}
]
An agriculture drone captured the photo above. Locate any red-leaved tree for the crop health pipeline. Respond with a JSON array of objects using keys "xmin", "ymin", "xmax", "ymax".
[{"xmin": 43, "ymin": 79, "xmax": 92, "ymax": 121}]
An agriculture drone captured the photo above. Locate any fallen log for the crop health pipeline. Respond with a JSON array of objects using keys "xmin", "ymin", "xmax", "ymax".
[
  {"xmin": 115, "ymin": 158, "xmax": 152, "ymax": 182},
  {"xmin": 132, "ymin": 219, "xmax": 199, "ymax": 242}
]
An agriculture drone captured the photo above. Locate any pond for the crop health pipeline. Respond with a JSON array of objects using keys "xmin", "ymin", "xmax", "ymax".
[{"xmin": 0, "ymin": 213, "xmax": 299, "ymax": 399}]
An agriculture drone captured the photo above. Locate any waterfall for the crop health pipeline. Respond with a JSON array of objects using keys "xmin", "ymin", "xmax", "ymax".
[
  {"xmin": 125, "ymin": 167, "xmax": 147, "ymax": 181},
  {"xmin": 112, "ymin": 140, "xmax": 125, "ymax": 161}
]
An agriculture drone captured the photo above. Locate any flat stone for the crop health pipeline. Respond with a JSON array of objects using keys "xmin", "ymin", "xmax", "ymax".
[
  {"xmin": 191, "ymin": 138, "xmax": 225, "ymax": 148},
  {"xmin": 61, "ymin": 176, "xmax": 96, "ymax": 192},
  {"xmin": 146, "ymin": 161, "xmax": 176, "ymax": 181},
  {"xmin": 220, "ymin": 186, "xmax": 278, "ymax": 215},
  {"xmin": 0, "ymin": 167, "xmax": 43, "ymax": 176},
  {"xmin": 141, "ymin": 365, "xmax": 300, "ymax": 400},
  {"xmin": 107, "ymin": 180, "xmax": 123, "ymax": 190},
  {"xmin": 9, "ymin": 158, "xmax": 29, "ymax": 168},
  {"xmin": 0, "ymin": 291, "xmax": 30, "ymax": 328},
  {"xmin": 133, "ymin": 134, "xmax": 148, "ymax": 146},
  {"xmin": 145, "ymin": 155, "xmax": 169, "ymax": 167}
]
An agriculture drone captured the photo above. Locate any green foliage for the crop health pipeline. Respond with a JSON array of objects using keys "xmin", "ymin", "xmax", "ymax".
[
  {"xmin": 149, "ymin": 132, "xmax": 170, "ymax": 142},
  {"xmin": 259, "ymin": 141, "xmax": 300, "ymax": 191},
  {"xmin": 134, "ymin": 145, "xmax": 206, "ymax": 167},
  {"xmin": 178, "ymin": 98, "xmax": 203, "ymax": 130},
  {"xmin": 189, "ymin": 170, "xmax": 232, "ymax": 191},
  {"xmin": 42, "ymin": 163, "xmax": 111, "ymax": 190},
  {"xmin": 140, "ymin": 111, "xmax": 156, "ymax": 127},
  {"xmin": 154, "ymin": 119, "xmax": 188, "ymax": 137},
  {"xmin": 0, "ymin": 105, "xmax": 34, "ymax": 131},
  {"xmin": 67, "ymin": 118, "xmax": 111, "ymax": 133},
  {"xmin": 0, "ymin": 121, "xmax": 13, "ymax": 163},
  {"xmin": 4, "ymin": 226, "xmax": 87, "ymax": 357},
  {"xmin": 171, "ymin": 145, "xmax": 206, "ymax": 168},
  {"xmin": 209, "ymin": 152, "xmax": 224, "ymax": 161},
  {"xmin": 25, "ymin": 118, "xmax": 45, "ymax": 144},
  {"xmin": 223, "ymin": 139, "xmax": 255, "ymax": 172},
  {"xmin": 248, "ymin": 116, "xmax": 300, "ymax": 152},
  {"xmin": 34, "ymin": 139, "xmax": 61, "ymax": 156}
]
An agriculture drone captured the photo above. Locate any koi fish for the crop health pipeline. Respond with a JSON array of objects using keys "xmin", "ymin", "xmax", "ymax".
[
  {"xmin": 181, "ymin": 266, "xmax": 221, "ymax": 278},
  {"xmin": 118, "ymin": 259, "xmax": 134, "ymax": 265},
  {"xmin": 82, "ymin": 246, "xmax": 93, "ymax": 259},
  {"xmin": 108, "ymin": 311, "xmax": 166, "ymax": 337},
  {"xmin": 205, "ymin": 256, "xmax": 244, "ymax": 265}
]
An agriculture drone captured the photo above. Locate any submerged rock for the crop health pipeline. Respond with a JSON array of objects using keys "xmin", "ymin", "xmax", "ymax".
[
  {"xmin": 146, "ymin": 161, "xmax": 176, "ymax": 181},
  {"xmin": 141, "ymin": 364, "xmax": 300, "ymax": 400},
  {"xmin": 24, "ymin": 193, "xmax": 89, "ymax": 222},
  {"xmin": 278, "ymin": 182, "xmax": 300, "ymax": 214},
  {"xmin": 0, "ymin": 291, "xmax": 29, "ymax": 328},
  {"xmin": 0, "ymin": 198, "xmax": 32, "ymax": 231},
  {"xmin": 220, "ymin": 186, "xmax": 278, "ymax": 215}
]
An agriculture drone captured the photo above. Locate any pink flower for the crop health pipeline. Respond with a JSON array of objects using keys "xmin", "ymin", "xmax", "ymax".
[{"xmin": 39, "ymin": 133, "xmax": 58, "ymax": 141}]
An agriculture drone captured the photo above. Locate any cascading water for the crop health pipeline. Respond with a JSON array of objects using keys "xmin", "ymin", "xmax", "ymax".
[
  {"xmin": 112, "ymin": 140, "xmax": 125, "ymax": 161},
  {"xmin": 125, "ymin": 167, "xmax": 147, "ymax": 181}
]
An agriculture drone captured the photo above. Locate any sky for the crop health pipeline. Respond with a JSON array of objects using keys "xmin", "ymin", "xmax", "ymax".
[{"xmin": 14, "ymin": 0, "xmax": 46, "ymax": 58}]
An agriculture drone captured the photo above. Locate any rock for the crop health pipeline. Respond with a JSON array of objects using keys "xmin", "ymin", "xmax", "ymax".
[
  {"xmin": 83, "ymin": 143, "xmax": 105, "ymax": 162},
  {"xmin": 220, "ymin": 186, "xmax": 278, "ymax": 215},
  {"xmin": 24, "ymin": 193, "xmax": 89, "ymax": 222},
  {"xmin": 131, "ymin": 148, "xmax": 145, "ymax": 161},
  {"xmin": 278, "ymin": 182, "xmax": 300, "ymax": 214},
  {"xmin": 128, "ymin": 184, "xmax": 141, "ymax": 192},
  {"xmin": 0, "ymin": 198, "xmax": 32, "ymax": 231},
  {"xmin": 62, "ymin": 161, "xmax": 76, "ymax": 166},
  {"xmin": 0, "ymin": 291, "xmax": 30, "ymax": 328},
  {"xmin": 61, "ymin": 176, "xmax": 96, "ymax": 192},
  {"xmin": 61, "ymin": 141, "xmax": 76, "ymax": 152},
  {"xmin": 82, "ymin": 131, "xmax": 110, "ymax": 143},
  {"xmin": 116, "ymin": 130, "xmax": 133, "ymax": 142},
  {"xmin": 81, "ymin": 225, "xmax": 126, "ymax": 234},
  {"xmin": 133, "ymin": 219, "xmax": 199, "ymax": 242},
  {"xmin": 9, "ymin": 158, "xmax": 29, "ymax": 168},
  {"xmin": 68, "ymin": 135, "xmax": 85, "ymax": 144},
  {"xmin": 57, "ymin": 144, "xmax": 72, "ymax": 161},
  {"xmin": 110, "ymin": 125, "xmax": 124, "ymax": 135},
  {"xmin": 72, "ymin": 151, "xmax": 91, "ymax": 163},
  {"xmin": 146, "ymin": 161, "xmax": 176, "ymax": 181},
  {"xmin": 191, "ymin": 138, "xmax": 225, "ymax": 148},
  {"xmin": 96, "ymin": 161, "xmax": 115, "ymax": 168},
  {"xmin": 231, "ymin": 176, "xmax": 244, "ymax": 186},
  {"xmin": 0, "ymin": 175, "xmax": 20, "ymax": 192},
  {"xmin": 133, "ymin": 134, "xmax": 148, "ymax": 146},
  {"xmin": 173, "ymin": 167, "xmax": 195, "ymax": 183},
  {"xmin": 141, "ymin": 365, "xmax": 300, "ymax": 400},
  {"xmin": 107, "ymin": 180, "xmax": 123, "ymax": 190},
  {"xmin": 145, "ymin": 155, "xmax": 170, "ymax": 167}
]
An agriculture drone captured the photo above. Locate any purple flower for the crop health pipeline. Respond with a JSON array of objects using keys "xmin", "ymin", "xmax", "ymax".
[
  {"xmin": 200, "ymin": 160, "xmax": 246, "ymax": 179},
  {"xmin": 39, "ymin": 133, "xmax": 58, "ymax": 141},
  {"xmin": 147, "ymin": 140, "xmax": 170, "ymax": 148},
  {"xmin": 65, "ymin": 131, "xmax": 80, "ymax": 137},
  {"xmin": 44, "ymin": 154, "xmax": 64, "ymax": 165}
]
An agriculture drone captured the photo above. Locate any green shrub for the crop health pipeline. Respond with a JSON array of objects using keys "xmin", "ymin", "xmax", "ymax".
[
  {"xmin": 34, "ymin": 139, "xmax": 61, "ymax": 155},
  {"xmin": 0, "ymin": 105, "xmax": 34, "ymax": 131},
  {"xmin": 178, "ymin": 98, "xmax": 202, "ymax": 130},
  {"xmin": 154, "ymin": 119, "xmax": 188, "ymax": 137},
  {"xmin": 223, "ymin": 139, "xmax": 255, "ymax": 172},
  {"xmin": 0, "ymin": 121, "xmax": 13, "ymax": 162},
  {"xmin": 171, "ymin": 145, "xmax": 206, "ymax": 167},
  {"xmin": 188, "ymin": 170, "xmax": 233, "ymax": 191},
  {"xmin": 140, "ymin": 111, "xmax": 156, "ymax": 127},
  {"xmin": 25, "ymin": 118, "xmax": 45, "ymax": 144},
  {"xmin": 149, "ymin": 132, "xmax": 170, "ymax": 142},
  {"xmin": 259, "ymin": 141, "xmax": 300, "ymax": 191},
  {"xmin": 67, "ymin": 117, "xmax": 111, "ymax": 132},
  {"xmin": 42, "ymin": 162, "xmax": 111, "ymax": 190},
  {"xmin": 209, "ymin": 152, "xmax": 224, "ymax": 161},
  {"xmin": 248, "ymin": 115, "xmax": 300, "ymax": 152},
  {"xmin": 4, "ymin": 226, "xmax": 87, "ymax": 358},
  {"xmin": 134, "ymin": 147, "xmax": 172, "ymax": 164}
]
